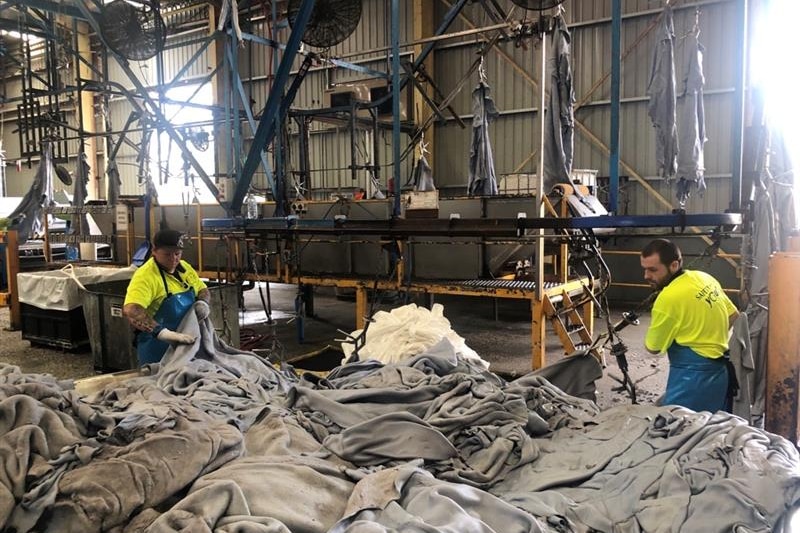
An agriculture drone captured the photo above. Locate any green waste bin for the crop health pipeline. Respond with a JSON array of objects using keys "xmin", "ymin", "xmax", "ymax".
[{"xmin": 81, "ymin": 280, "xmax": 240, "ymax": 372}]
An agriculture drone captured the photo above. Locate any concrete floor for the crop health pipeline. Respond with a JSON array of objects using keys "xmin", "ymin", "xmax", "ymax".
[{"xmin": 0, "ymin": 283, "xmax": 668, "ymax": 409}]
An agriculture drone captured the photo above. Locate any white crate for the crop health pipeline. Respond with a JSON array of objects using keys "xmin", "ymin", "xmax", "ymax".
[
  {"xmin": 404, "ymin": 190, "xmax": 440, "ymax": 210},
  {"xmin": 499, "ymin": 174, "xmax": 538, "ymax": 195}
]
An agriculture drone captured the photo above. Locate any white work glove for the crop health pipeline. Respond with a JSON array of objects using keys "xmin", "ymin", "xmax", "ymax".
[
  {"xmin": 156, "ymin": 328, "xmax": 196, "ymax": 344},
  {"xmin": 194, "ymin": 300, "xmax": 211, "ymax": 321}
]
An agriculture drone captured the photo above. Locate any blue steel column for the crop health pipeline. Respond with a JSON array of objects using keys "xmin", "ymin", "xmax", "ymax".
[
  {"xmin": 410, "ymin": 0, "xmax": 468, "ymax": 73},
  {"xmin": 227, "ymin": 44, "xmax": 275, "ymax": 198},
  {"xmin": 391, "ymin": 0, "xmax": 401, "ymax": 217},
  {"xmin": 730, "ymin": 0, "xmax": 748, "ymax": 212},
  {"xmin": 231, "ymin": 0, "xmax": 316, "ymax": 213},
  {"xmin": 230, "ymin": 34, "xmax": 242, "ymax": 180},
  {"xmin": 609, "ymin": 0, "xmax": 621, "ymax": 213},
  {"xmin": 223, "ymin": 33, "xmax": 233, "ymax": 181}
]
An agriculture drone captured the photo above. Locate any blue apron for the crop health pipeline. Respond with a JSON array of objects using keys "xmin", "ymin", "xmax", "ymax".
[
  {"xmin": 664, "ymin": 342, "xmax": 729, "ymax": 412},
  {"xmin": 136, "ymin": 268, "xmax": 196, "ymax": 365}
]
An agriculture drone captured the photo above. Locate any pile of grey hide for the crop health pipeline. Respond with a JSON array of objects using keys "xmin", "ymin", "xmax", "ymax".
[{"xmin": 2, "ymin": 309, "xmax": 799, "ymax": 533}]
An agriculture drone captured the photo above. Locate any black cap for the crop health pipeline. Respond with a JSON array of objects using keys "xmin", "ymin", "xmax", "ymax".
[{"xmin": 152, "ymin": 229, "xmax": 185, "ymax": 249}]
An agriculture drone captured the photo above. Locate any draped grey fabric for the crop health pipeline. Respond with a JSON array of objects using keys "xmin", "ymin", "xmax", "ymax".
[
  {"xmin": 107, "ymin": 160, "xmax": 122, "ymax": 206},
  {"xmin": 2, "ymin": 305, "xmax": 799, "ymax": 532},
  {"xmin": 676, "ymin": 30, "xmax": 707, "ymax": 204},
  {"xmin": 729, "ymin": 313, "xmax": 754, "ymax": 422},
  {"xmin": 768, "ymin": 132, "xmax": 798, "ymax": 250},
  {"xmin": 467, "ymin": 81, "xmax": 499, "ymax": 196},
  {"xmin": 412, "ymin": 154, "xmax": 435, "ymax": 192},
  {"xmin": 743, "ymin": 177, "xmax": 775, "ymax": 405},
  {"xmin": 543, "ymin": 14, "xmax": 576, "ymax": 193},
  {"xmin": 647, "ymin": 6, "xmax": 678, "ymax": 179},
  {"xmin": 8, "ymin": 143, "xmax": 55, "ymax": 245},
  {"xmin": 70, "ymin": 153, "xmax": 91, "ymax": 236}
]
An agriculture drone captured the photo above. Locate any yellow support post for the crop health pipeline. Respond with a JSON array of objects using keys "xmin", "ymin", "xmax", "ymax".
[
  {"xmin": 355, "ymin": 286, "xmax": 368, "ymax": 330},
  {"xmin": 531, "ymin": 297, "xmax": 546, "ymax": 369},
  {"xmin": 766, "ymin": 252, "xmax": 800, "ymax": 441}
]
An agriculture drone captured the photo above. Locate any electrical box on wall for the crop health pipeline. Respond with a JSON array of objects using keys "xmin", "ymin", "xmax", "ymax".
[
  {"xmin": 324, "ymin": 83, "xmax": 371, "ymax": 108},
  {"xmin": 324, "ymin": 79, "xmax": 412, "ymax": 121}
]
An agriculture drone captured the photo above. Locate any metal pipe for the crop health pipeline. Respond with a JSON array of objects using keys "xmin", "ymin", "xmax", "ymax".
[
  {"xmin": 535, "ymin": 31, "xmax": 546, "ymax": 301},
  {"xmin": 730, "ymin": 0, "xmax": 747, "ymax": 212},
  {"xmin": 391, "ymin": 0, "xmax": 401, "ymax": 217},
  {"xmin": 350, "ymin": 103, "xmax": 358, "ymax": 183},
  {"xmin": 335, "ymin": 22, "xmax": 509, "ymax": 60},
  {"xmin": 609, "ymin": 0, "xmax": 621, "ymax": 213}
]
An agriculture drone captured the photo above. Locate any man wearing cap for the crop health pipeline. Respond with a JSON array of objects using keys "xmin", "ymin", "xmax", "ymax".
[{"xmin": 123, "ymin": 229, "xmax": 210, "ymax": 365}]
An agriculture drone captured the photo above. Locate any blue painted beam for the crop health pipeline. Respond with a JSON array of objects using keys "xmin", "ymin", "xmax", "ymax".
[
  {"xmin": 230, "ymin": 0, "xmax": 316, "ymax": 214},
  {"xmin": 411, "ymin": 0, "xmax": 469, "ymax": 72},
  {"xmin": 162, "ymin": 34, "xmax": 217, "ymax": 95},
  {"xmin": 225, "ymin": 44, "xmax": 276, "ymax": 200},
  {"xmin": 238, "ymin": 31, "xmax": 389, "ymax": 80}
]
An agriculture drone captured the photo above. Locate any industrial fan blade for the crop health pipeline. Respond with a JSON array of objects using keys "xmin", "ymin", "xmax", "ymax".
[
  {"xmin": 98, "ymin": 0, "xmax": 166, "ymax": 61},
  {"xmin": 287, "ymin": 0, "xmax": 362, "ymax": 48}
]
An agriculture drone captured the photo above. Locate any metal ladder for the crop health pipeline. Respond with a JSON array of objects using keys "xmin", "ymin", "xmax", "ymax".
[{"xmin": 543, "ymin": 290, "xmax": 603, "ymax": 363}]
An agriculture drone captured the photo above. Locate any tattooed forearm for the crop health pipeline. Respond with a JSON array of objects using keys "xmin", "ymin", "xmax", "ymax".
[
  {"xmin": 123, "ymin": 304, "xmax": 158, "ymax": 332},
  {"xmin": 197, "ymin": 288, "xmax": 210, "ymax": 303}
]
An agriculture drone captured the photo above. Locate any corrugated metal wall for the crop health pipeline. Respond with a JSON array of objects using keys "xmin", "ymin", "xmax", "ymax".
[
  {"xmin": 0, "ymin": 0, "xmax": 740, "ymax": 215},
  {"xmin": 433, "ymin": 0, "xmax": 738, "ymax": 215}
]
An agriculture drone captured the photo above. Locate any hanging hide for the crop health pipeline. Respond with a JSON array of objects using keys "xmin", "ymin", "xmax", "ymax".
[
  {"xmin": 107, "ymin": 160, "xmax": 122, "ymax": 206},
  {"xmin": 8, "ymin": 143, "xmax": 55, "ymax": 244},
  {"xmin": 467, "ymin": 81, "xmax": 499, "ymax": 196},
  {"xmin": 675, "ymin": 29, "xmax": 707, "ymax": 204},
  {"xmin": 413, "ymin": 154, "xmax": 436, "ymax": 192},
  {"xmin": 543, "ymin": 14, "xmax": 576, "ymax": 193},
  {"xmin": 70, "ymin": 153, "xmax": 91, "ymax": 236},
  {"xmin": 647, "ymin": 5, "xmax": 678, "ymax": 179}
]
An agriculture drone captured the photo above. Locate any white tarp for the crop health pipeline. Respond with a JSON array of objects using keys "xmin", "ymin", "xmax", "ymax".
[
  {"xmin": 18, "ymin": 265, "xmax": 137, "ymax": 311},
  {"xmin": 341, "ymin": 303, "xmax": 489, "ymax": 369}
]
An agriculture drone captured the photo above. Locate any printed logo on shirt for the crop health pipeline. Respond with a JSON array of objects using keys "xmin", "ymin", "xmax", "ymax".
[{"xmin": 695, "ymin": 284, "xmax": 720, "ymax": 308}]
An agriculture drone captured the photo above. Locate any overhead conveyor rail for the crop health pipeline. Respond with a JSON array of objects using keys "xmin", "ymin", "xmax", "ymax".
[
  {"xmin": 199, "ymin": 211, "xmax": 741, "ymax": 369},
  {"xmin": 202, "ymin": 212, "xmax": 743, "ymax": 237}
]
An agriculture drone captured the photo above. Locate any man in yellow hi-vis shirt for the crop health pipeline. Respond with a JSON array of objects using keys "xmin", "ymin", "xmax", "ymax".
[{"xmin": 641, "ymin": 239, "xmax": 739, "ymax": 412}]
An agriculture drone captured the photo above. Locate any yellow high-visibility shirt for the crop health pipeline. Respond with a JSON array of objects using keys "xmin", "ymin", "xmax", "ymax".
[
  {"xmin": 645, "ymin": 270, "xmax": 737, "ymax": 358},
  {"xmin": 124, "ymin": 257, "xmax": 207, "ymax": 317}
]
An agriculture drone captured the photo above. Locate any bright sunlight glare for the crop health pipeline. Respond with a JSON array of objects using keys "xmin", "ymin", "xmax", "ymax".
[
  {"xmin": 751, "ymin": 0, "xmax": 799, "ymax": 209},
  {"xmin": 147, "ymin": 84, "xmax": 215, "ymax": 205}
]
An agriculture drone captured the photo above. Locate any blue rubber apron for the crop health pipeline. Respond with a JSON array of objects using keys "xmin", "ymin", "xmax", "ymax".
[
  {"xmin": 664, "ymin": 341, "xmax": 729, "ymax": 412},
  {"xmin": 136, "ymin": 268, "xmax": 195, "ymax": 365}
]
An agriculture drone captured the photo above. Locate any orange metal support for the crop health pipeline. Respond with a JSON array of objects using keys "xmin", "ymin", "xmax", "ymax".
[
  {"xmin": 355, "ymin": 286, "xmax": 368, "ymax": 330},
  {"xmin": 766, "ymin": 252, "xmax": 800, "ymax": 442}
]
